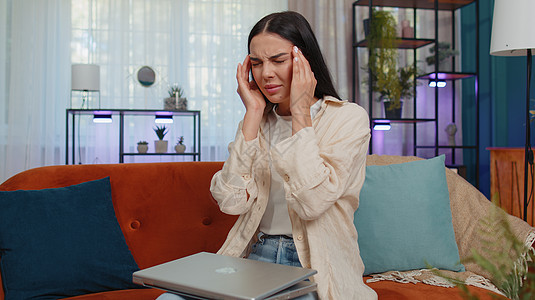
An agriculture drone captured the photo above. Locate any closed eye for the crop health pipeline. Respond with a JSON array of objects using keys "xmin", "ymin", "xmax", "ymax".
[{"xmin": 249, "ymin": 57, "xmax": 262, "ymax": 67}]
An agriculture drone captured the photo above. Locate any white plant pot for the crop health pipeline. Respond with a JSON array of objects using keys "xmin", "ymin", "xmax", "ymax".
[
  {"xmin": 175, "ymin": 144, "xmax": 186, "ymax": 153},
  {"xmin": 164, "ymin": 97, "xmax": 188, "ymax": 111},
  {"xmin": 137, "ymin": 144, "xmax": 148, "ymax": 153},
  {"xmin": 155, "ymin": 140, "xmax": 168, "ymax": 153}
]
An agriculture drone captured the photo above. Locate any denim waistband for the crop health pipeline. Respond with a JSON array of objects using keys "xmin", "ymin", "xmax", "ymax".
[{"xmin": 259, "ymin": 233, "xmax": 293, "ymax": 240}]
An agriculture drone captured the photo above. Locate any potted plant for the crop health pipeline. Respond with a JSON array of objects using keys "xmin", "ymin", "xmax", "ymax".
[
  {"xmin": 425, "ymin": 42, "xmax": 459, "ymax": 71},
  {"xmin": 137, "ymin": 141, "xmax": 148, "ymax": 153},
  {"xmin": 366, "ymin": 9, "xmax": 417, "ymax": 119},
  {"xmin": 368, "ymin": 65, "xmax": 418, "ymax": 118},
  {"xmin": 153, "ymin": 125, "xmax": 169, "ymax": 153},
  {"xmin": 174, "ymin": 136, "xmax": 186, "ymax": 153},
  {"xmin": 164, "ymin": 83, "xmax": 188, "ymax": 111}
]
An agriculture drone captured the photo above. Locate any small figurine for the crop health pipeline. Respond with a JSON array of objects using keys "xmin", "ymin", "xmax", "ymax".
[{"xmin": 445, "ymin": 123, "xmax": 457, "ymax": 146}]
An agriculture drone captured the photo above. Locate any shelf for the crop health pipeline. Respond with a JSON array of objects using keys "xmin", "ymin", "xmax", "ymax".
[
  {"xmin": 372, "ymin": 118, "xmax": 436, "ymax": 123},
  {"xmin": 66, "ymin": 109, "xmax": 201, "ymax": 164},
  {"xmin": 355, "ymin": 38, "xmax": 434, "ymax": 49},
  {"xmin": 353, "ymin": 0, "xmax": 475, "ymax": 11},
  {"xmin": 417, "ymin": 72, "xmax": 476, "ymax": 81},
  {"xmin": 415, "ymin": 145, "xmax": 477, "ymax": 149},
  {"xmin": 67, "ymin": 109, "xmax": 200, "ymax": 116},
  {"xmin": 123, "ymin": 153, "xmax": 199, "ymax": 156},
  {"xmin": 352, "ymin": 0, "xmax": 479, "ymax": 187}
]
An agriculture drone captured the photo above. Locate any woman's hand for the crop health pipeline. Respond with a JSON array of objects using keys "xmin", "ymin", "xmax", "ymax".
[
  {"xmin": 290, "ymin": 46, "xmax": 317, "ymax": 134},
  {"xmin": 237, "ymin": 55, "xmax": 266, "ymax": 113},
  {"xmin": 237, "ymin": 55, "xmax": 265, "ymax": 141}
]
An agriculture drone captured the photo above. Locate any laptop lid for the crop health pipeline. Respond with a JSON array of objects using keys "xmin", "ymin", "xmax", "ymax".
[{"xmin": 132, "ymin": 252, "xmax": 317, "ymax": 300}]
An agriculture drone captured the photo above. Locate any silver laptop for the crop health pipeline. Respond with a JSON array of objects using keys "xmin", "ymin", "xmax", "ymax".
[{"xmin": 132, "ymin": 252, "xmax": 317, "ymax": 300}]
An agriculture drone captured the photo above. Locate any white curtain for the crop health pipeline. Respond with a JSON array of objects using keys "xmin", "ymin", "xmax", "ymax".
[
  {"xmin": 70, "ymin": 0, "xmax": 287, "ymax": 165},
  {"xmin": 289, "ymin": 0, "xmax": 355, "ymax": 101},
  {"xmin": 1, "ymin": 0, "xmax": 287, "ymax": 182},
  {"xmin": 0, "ymin": 0, "xmax": 72, "ymax": 183}
]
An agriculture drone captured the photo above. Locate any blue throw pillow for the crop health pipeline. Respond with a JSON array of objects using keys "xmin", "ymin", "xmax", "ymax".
[
  {"xmin": 355, "ymin": 155, "xmax": 465, "ymax": 275},
  {"xmin": 0, "ymin": 177, "xmax": 141, "ymax": 299}
]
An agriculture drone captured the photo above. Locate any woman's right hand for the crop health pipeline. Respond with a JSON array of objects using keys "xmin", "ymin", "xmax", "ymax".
[
  {"xmin": 236, "ymin": 55, "xmax": 266, "ymax": 113},
  {"xmin": 237, "ymin": 55, "xmax": 265, "ymax": 141}
]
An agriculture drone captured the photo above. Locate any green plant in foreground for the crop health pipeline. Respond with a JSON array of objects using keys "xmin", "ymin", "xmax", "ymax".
[
  {"xmin": 432, "ymin": 194, "xmax": 535, "ymax": 300},
  {"xmin": 153, "ymin": 125, "xmax": 168, "ymax": 140}
]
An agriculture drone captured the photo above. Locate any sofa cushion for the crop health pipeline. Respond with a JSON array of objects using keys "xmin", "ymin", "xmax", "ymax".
[
  {"xmin": 355, "ymin": 155, "xmax": 465, "ymax": 275},
  {"xmin": 0, "ymin": 177, "xmax": 141, "ymax": 299}
]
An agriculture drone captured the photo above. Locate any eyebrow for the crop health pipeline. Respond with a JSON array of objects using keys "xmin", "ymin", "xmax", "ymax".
[{"xmin": 249, "ymin": 52, "xmax": 290, "ymax": 61}]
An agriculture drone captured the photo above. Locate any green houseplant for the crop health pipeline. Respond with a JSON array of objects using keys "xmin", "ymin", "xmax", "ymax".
[
  {"xmin": 136, "ymin": 140, "xmax": 148, "ymax": 153},
  {"xmin": 164, "ymin": 83, "xmax": 188, "ymax": 111},
  {"xmin": 174, "ymin": 136, "xmax": 186, "ymax": 153},
  {"xmin": 153, "ymin": 125, "xmax": 169, "ymax": 153},
  {"xmin": 366, "ymin": 9, "xmax": 417, "ymax": 118}
]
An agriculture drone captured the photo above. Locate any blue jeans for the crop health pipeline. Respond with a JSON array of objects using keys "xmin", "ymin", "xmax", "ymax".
[
  {"xmin": 156, "ymin": 233, "xmax": 317, "ymax": 300},
  {"xmin": 248, "ymin": 233, "xmax": 302, "ymax": 267}
]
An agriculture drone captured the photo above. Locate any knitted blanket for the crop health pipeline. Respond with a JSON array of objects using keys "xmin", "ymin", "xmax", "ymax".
[{"xmin": 365, "ymin": 155, "xmax": 535, "ymax": 295}]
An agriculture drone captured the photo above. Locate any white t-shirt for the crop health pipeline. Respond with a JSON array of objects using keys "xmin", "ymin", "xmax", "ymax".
[{"xmin": 259, "ymin": 100, "xmax": 322, "ymax": 235}]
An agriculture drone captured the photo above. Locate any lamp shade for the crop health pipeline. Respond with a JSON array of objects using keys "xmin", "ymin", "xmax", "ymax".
[
  {"xmin": 490, "ymin": 0, "xmax": 535, "ymax": 56},
  {"xmin": 71, "ymin": 64, "xmax": 100, "ymax": 91}
]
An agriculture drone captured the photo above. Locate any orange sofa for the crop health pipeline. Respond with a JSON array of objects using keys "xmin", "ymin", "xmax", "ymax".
[{"xmin": 0, "ymin": 159, "xmax": 519, "ymax": 299}]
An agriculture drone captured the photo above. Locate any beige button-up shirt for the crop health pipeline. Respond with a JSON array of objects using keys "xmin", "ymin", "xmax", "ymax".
[{"xmin": 210, "ymin": 96, "xmax": 377, "ymax": 300}]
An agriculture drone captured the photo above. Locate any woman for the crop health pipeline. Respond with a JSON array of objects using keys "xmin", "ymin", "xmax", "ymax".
[{"xmin": 210, "ymin": 11, "xmax": 377, "ymax": 300}]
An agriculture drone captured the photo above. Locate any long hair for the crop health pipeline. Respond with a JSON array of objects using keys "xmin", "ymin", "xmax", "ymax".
[{"xmin": 248, "ymin": 11, "xmax": 341, "ymax": 101}]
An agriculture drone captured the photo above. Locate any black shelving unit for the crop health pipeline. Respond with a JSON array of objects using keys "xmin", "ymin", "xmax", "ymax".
[
  {"xmin": 352, "ymin": 0, "xmax": 479, "ymax": 187},
  {"xmin": 66, "ymin": 109, "xmax": 201, "ymax": 164}
]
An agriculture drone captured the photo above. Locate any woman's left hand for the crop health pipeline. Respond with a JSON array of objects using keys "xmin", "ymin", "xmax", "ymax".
[
  {"xmin": 290, "ymin": 46, "xmax": 317, "ymax": 116},
  {"xmin": 290, "ymin": 46, "xmax": 317, "ymax": 134}
]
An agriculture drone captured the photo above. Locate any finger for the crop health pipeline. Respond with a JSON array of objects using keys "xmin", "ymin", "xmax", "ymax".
[
  {"xmin": 292, "ymin": 48, "xmax": 316, "ymax": 101},
  {"xmin": 237, "ymin": 56, "xmax": 251, "ymax": 85},
  {"xmin": 296, "ymin": 50, "xmax": 316, "ymax": 90},
  {"xmin": 236, "ymin": 63, "xmax": 247, "ymax": 87},
  {"xmin": 295, "ymin": 48, "xmax": 313, "ymax": 81},
  {"xmin": 292, "ymin": 47, "xmax": 302, "ymax": 78},
  {"xmin": 236, "ymin": 63, "xmax": 243, "ymax": 84},
  {"xmin": 244, "ymin": 55, "xmax": 251, "ymax": 74},
  {"xmin": 294, "ymin": 47, "xmax": 313, "ymax": 81}
]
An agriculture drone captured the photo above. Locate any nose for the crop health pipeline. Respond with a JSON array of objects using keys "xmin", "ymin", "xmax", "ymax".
[{"xmin": 261, "ymin": 62, "xmax": 275, "ymax": 79}]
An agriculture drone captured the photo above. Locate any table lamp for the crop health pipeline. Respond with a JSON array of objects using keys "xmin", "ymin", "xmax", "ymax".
[
  {"xmin": 71, "ymin": 64, "xmax": 100, "ymax": 108},
  {"xmin": 490, "ymin": 0, "xmax": 535, "ymax": 221}
]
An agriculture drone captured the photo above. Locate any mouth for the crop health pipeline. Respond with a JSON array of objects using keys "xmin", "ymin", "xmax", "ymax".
[{"xmin": 264, "ymin": 84, "xmax": 282, "ymax": 94}]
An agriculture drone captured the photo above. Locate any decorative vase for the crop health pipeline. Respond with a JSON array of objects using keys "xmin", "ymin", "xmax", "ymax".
[
  {"xmin": 154, "ymin": 140, "xmax": 168, "ymax": 153},
  {"xmin": 383, "ymin": 101, "xmax": 403, "ymax": 119},
  {"xmin": 175, "ymin": 143, "xmax": 186, "ymax": 153},
  {"xmin": 363, "ymin": 18, "xmax": 370, "ymax": 38},
  {"xmin": 164, "ymin": 97, "xmax": 188, "ymax": 111},
  {"xmin": 137, "ymin": 144, "xmax": 148, "ymax": 153},
  {"xmin": 401, "ymin": 20, "xmax": 414, "ymax": 38}
]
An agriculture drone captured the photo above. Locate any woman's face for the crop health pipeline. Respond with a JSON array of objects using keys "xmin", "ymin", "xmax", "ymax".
[{"xmin": 249, "ymin": 32, "xmax": 294, "ymax": 106}]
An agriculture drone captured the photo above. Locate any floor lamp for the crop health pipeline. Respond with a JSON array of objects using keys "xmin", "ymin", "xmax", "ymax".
[{"xmin": 490, "ymin": 0, "xmax": 535, "ymax": 221}]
